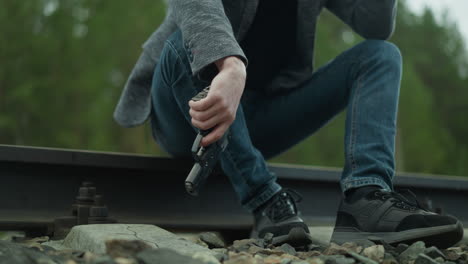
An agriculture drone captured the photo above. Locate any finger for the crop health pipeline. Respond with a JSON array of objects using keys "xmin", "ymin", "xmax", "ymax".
[
  {"xmin": 189, "ymin": 104, "xmax": 223, "ymax": 122},
  {"xmin": 189, "ymin": 94, "xmax": 219, "ymax": 111},
  {"xmin": 201, "ymin": 122, "xmax": 229, "ymax": 147},
  {"xmin": 191, "ymin": 112, "xmax": 227, "ymax": 131}
]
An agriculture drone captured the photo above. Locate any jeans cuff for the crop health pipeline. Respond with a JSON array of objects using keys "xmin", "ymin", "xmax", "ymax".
[
  {"xmin": 243, "ymin": 180, "xmax": 282, "ymax": 212},
  {"xmin": 341, "ymin": 176, "xmax": 392, "ymax": 193}
]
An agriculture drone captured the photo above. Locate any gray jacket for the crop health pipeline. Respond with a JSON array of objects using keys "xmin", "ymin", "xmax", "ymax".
[{"xmin": 114, "ymin": 0, "xmax": 397, "ymax": 128}]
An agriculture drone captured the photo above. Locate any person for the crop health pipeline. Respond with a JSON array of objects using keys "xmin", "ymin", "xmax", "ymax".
[{"xmin": 113, "ymin": 0, "xmax": 463, "ymax": 248}]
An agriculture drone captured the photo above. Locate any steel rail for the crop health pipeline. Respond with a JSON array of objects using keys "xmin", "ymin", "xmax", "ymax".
[{"xmin": 0, "ymin": 144, "xmax": 467, "ymax": 238}]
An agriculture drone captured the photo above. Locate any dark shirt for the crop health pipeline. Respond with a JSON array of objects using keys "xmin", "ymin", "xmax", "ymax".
[{"xmin": 240, "ymin": 0, "xmax": 298, "ymax": 90}]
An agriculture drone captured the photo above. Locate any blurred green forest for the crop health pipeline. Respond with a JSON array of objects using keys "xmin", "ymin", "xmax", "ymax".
[{"xmin": 1, "ymin": 0, "xmax": 467, "ymax": 176}]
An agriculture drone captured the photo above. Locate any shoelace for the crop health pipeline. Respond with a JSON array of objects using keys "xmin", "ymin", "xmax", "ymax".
[
  {"xmin": 264, "ymin": 189, "xmax": 302, "ymax": 222},
  {"xmin": 374, "ymin": 189, "xmax": 428, "ymax": 211}
]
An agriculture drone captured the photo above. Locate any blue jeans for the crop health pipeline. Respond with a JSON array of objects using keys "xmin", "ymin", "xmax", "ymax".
[{"xmin": 150, "ymin": 30, "xmax": 402, "ymax": 212}]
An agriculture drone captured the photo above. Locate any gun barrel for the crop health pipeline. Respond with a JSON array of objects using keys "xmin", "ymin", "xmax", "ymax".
[{"xmin": 185, "ymin": 163, "xmax": 202, "ymax": 196}]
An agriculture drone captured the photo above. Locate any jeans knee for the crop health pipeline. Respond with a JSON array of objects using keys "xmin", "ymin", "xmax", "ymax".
[{"xmin": 362, "ymin": 40, "xmax": 402, "ymax": 70}]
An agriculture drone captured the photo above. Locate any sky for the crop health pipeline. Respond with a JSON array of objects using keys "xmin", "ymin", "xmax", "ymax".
[{"xmin": 406, "ymin": 0, "xmax": 468, "ymax": 44}]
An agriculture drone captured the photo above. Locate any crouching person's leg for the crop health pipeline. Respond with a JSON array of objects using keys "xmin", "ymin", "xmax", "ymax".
[{"xmin": 150, "ymin": 30, "xmax": 311, "ymax": 247}]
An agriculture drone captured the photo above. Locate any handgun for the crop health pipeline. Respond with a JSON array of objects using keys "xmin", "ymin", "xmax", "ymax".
[{"xmin": 185, "ymin": 86, "xmax": 229, "ymax": 196}]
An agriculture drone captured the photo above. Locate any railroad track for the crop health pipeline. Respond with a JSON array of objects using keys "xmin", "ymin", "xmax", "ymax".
[{"xmin": 1, "ymin": 144, "xmax": 467, "ymax": 240}]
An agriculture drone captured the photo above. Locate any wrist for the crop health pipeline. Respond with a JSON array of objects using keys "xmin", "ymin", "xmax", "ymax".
[{"xmin": 215, "ymin": 56, "xmax": 246, "ymax": 76}]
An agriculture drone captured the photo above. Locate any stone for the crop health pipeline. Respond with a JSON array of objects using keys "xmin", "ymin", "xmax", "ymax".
[
  {"xmin": 444, "ymin": 248, "xmax": 462, "ymax": 261},
  {"xmin": 281, "ymin": 254, "xmax": 301, "ymax": 262},
  {"xmin": 424, "ymin": 246, "xmax": 447, "ymax": 260},
  {"xmin": 264, "ymin": 233, "xmax": 274, "ymax": 245},
  {"xmin": 15, "ymin": 236, "xmax": 53, "ymax": 253},
  {"xmin": 0, "ymin": 231, "xmax": 25, "ymax": 242},
  {"xmin": 323, "ymin": 256, "xmax": 355, "ymax": 264},
  {"xmin": 434, "ymin": 257, "xmax": 445, "ymax": 263},
  {"xmin": 232, "ymin": 239, "xmax": 262, "ymax": 252},
  {"xmin": 399, "ymin": 241, "xmax": 426, "ymax": 264},
  {"xmin": 341, "ymin": 243, "xmax": 363, "ymax": 254},
  {"xmin": 192, "ymin": 251, "xmax": 221, "ymax": 264},
  {"xmin": 307, "ymin": 257, "xmax": 326, "ymax": 264},
  {"xmin": 211, "ymin": 248, "xmax": 228, "ymax": 262},
  {"xmin": 136, "ymin": 248, "xmax": 206, "ymax": 264},
  {"xmin": 308, "ymin": 244, "xmax": 325, "ymax": 252},
  {"xmin": 224, "ymin": 252, "xmax": 256, "ymax": 264},
  {"xmin": 278, "ymin": 243, "xmax": 297, "ymax": 256},
  {"xmin": 308, "ymin": 226, "xmax": 334, "ymax": 246},
  {"xmin": 324, "ymin": 243, "xmax": 350, "ymax": 255},
  {"xmin": 446, "ymin": 247, "xmax": 463, "ymax": 254},
  {"xmin": 444, "ymin": 251, "xmax": 461, "ymax": 261},
  {"xmin": 248, "ymin": 245, "xmax": 266, "ymax": 255},
  {"xmin": 335, "ymin": 258, "xmax": 356, "ymax": 264},
  {"xmin": 90, "ymin": 255, "xmax": 117, "ymax": 264},
  {"xmin": 114, "ymin": 258, "xmax": 138, "ymax": 264},
  {"xmin": 264, "ymin": 255, "xmax": 283, "ymax": 264},
  {"xmin": 347, "ymin": 252, "xmax": 379, "ymax": 264},
  {"xmin": 362, "ymin": 245, "xmax": 385, "ymax": 262},
  {"xmin": 22, "ymin": 236, "xmax": 50, "ymax": 244},
  {"xmin": 0, "ymin": 240, "xmax": 62, "ymax": 264},
  {"xmin": 382, "ymin": 253, "xmax": 398, "ymax": 264},
  {"xmin": 414, "ymin": 254, "xmax": 439, "ymax": 264},
  {"xmin": 62, "ymin": 224, "xmax": 213, "ymax": 257},
  {"xmin": 105, "ymin": 239, "xmax": 152, "ymax": 258},
  {"xmin": 296, "ymin": 250, "xmax": 322, "ymax": 259},
  {"xmin": 196, "ymin": 239, "xmax": 210, "ymax": 248},
  {"xmin": 35, "ymin": 259, "xmax": 56, "ymax": 264},
  {"xmin": 395, "ymin": 244, "xmax": 410, "ymax": 254},
  {"xmin": 45, "ymin": 248, "xmax": 86, "ymax": 262},
  {"xmin": 200, "ymin": 232, "xmax": 225, "ymax": 249},
  {"xmin": 248, "ymin": 246, "xmax": 285, "ymax": 256},
  {"xmin": 83, "ymin": 251, "xmax": 99, "ymax": 262},
  {"xmin": 42, "ymin": 239, "xmax": 71, "ymax": 251},
  {"xmin": 212, "ymin": 248, "xmax": 228, "ymax": 254}
]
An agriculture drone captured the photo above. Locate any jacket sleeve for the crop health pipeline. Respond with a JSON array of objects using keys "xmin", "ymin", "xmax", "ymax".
[
  {"xmin": 169, "ymin": 0, "xmax": 247, "ymax": 79},
  {"xmin": 325, "ymin": 0, "xmax": 398, "ymax": 40}
]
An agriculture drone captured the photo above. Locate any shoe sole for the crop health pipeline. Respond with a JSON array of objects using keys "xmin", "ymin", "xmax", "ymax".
[
  {"xmin": 271, "ymin": 227, "xmax": 313, "ymax": 248},
  {"xmin": 331, "ymin": 221, "xmax": 464, "ymax": 248}
]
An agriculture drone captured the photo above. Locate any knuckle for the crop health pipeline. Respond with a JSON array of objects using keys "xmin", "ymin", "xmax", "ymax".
[
  {"xmin": 220, "ymin": 101, "xmax": 228, "ymax": 111},
  {"xmin": 212, "ymin": 94, "xmax": 222, "ymax": 102}
]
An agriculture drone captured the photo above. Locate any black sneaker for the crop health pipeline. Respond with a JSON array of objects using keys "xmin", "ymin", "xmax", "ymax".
[
  {"xmin": 331, "ymin": 189, "xmax": 464, "ymax": 248},
  {"xmin": 251, "ymin": 189, "xmax": 312, "ymax": 247}
]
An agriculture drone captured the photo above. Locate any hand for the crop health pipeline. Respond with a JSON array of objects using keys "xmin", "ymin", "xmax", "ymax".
[{"xmin": 189, "ymin": 56, "xmax": 246, "ymax": 147}]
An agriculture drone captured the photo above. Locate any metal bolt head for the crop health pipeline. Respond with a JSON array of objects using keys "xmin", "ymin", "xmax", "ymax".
[
  {"xmin": 78, "ymin": 187, "xmax": 93, "ymax": 199},
  {"xmin": 94, "ymin": 195, "xmax": 104, "ymax": 206},
  {"xmin": 82, "ymin": 181, "xmax": 94, "ymax": 187},
  {"xmin": 76, "ymin": 187, "xmax": 94, "ymax": 204}
]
